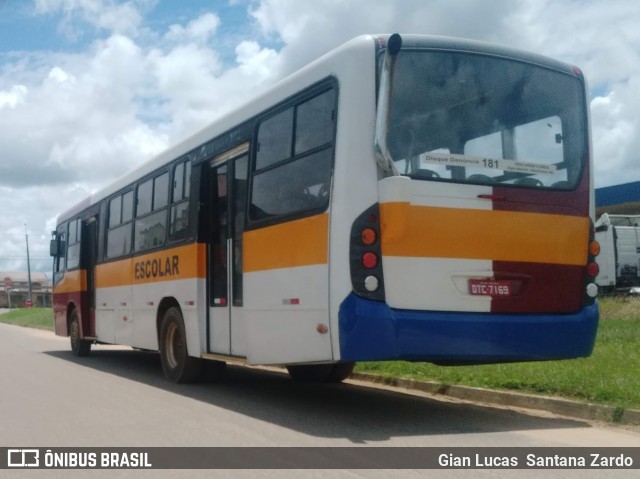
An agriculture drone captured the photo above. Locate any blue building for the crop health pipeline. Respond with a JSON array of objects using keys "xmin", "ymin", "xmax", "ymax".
[{"xmin": 596, "ymin": 181, "xmax": 640, "ymax": 216}]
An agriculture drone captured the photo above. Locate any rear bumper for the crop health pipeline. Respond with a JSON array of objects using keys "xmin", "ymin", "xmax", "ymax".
[{"xmin": 338, "ymin": 293, "xmax": 599, "ymax": 363}]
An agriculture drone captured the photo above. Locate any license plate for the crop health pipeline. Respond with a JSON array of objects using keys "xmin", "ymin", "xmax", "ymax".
[{"xmin": 468, "ymin": 279, "xmax": 513, "ymax": 296}]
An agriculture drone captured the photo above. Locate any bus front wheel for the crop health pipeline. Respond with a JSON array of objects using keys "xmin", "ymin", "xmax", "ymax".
[
  {"xmin": 159, "ymin": 307, "xmax": 202, "ymax": 383},
  {"xmin": 286, "ymin": 362, "xmax": 355, "ymax": 383},
  {"xmin": 69, "ymin": 309, "xmax": 91, "ymax": 357}
]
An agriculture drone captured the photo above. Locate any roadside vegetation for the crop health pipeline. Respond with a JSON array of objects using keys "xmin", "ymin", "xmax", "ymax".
[
  {"xmin": 1, "ymin": 298, "xmax": 638, "ymax": 409},
  {"xmin": 0, "ymin": 307, "xmax": 53, "ymax": 330}
]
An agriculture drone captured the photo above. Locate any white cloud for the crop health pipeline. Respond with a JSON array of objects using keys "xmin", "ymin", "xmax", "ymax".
[
  {"xmin": 0, "ymin": 84, "xmax": 28, "ymax": 109},
  {"xmin": 0, "ymin": 184, "xmax": 88, "ymax": 273},
  {"xmin": 591, "ymin": 83, "xmax": 640, "ymax": 187},
  {"xmin": 249, "ymin": 0, "xmax": 518, "ymax": 74},
  {"xmin": 0, "ymin": 33, "xmax": 156, "ymax": 189},
  {"xmin": 146, "ymin": 21, "xmax": 280, "ymax": 141},
  {"xmin": 0, "ymin": 3, "xmax": 280, "ymax": 271},
  {"xmin": 165, "ymin": 12, "xmax": 221, "ymax": 44},
  {"xmin": 34, "ymin": 0, "xmax": 145, "ymax": 36},
  {"xmin": 47, "ymin": 66, "xmax": 76, "ymax": 84},
  {"xmin": 235, "ymin": 40, "xmax": 279, "ymax": 81}
]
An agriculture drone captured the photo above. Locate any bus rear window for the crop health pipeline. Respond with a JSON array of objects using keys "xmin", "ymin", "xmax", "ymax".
[{"xmin": 387, "ymin": 51, "xmax": 588, "ymax": 189}]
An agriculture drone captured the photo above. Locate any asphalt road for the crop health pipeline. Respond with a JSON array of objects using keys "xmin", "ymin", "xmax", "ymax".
[{"xmin": 1, "ymin": 321, "xmax": 638, "ymax": 479}]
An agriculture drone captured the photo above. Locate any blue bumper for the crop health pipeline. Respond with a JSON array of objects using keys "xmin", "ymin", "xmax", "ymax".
[{"xmin": 338, "ymin": 293, "xmax": 599, "ymax": 363}]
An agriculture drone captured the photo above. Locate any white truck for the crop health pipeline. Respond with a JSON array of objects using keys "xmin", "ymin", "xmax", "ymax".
[{"xmin": 595, "ymin": 213, "xmax": 640, "ymax": 292}]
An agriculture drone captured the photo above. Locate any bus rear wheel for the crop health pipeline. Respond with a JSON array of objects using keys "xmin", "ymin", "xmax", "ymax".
[
  {"xmin": 286, "ymin": 362, "xmax": 355, "ymax": 383},
  {"xmin": 325, "ymin": 362, "xmax": 355, "ymax": 383},
  {"xmin": 69, "ymin": 309, "xmax": 91, "ymax": 357},
  {"xmin": 159, "ymin": 306, "xmax": 202, "ymax": 383}
]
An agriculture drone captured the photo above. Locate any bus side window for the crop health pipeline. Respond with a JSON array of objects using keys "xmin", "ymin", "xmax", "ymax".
[
  {"xmin": 66, "ymin": 218, "xmax": 82, "ymax": 269},
  {"xmin": 250, "ymin": 87, "xmax": 335, "ymax": 222},
  {"xmin": 134, "ymin": 172, "xmax": 169, "ymax": 251},
  {"xmin": 106, "ymin": 191, "xmax": 133, "ymax": 258},
  {"xmin": 295, "ymin": 89, "xmax": 335, "ymax": 153},
  {"xmin": 170, "ymin": 159, "xmax": 191, "ymax": 241},
  {"xmin": 53, "ymin": 225, "xmax": 67, "ymax": 283},
  {"xmin": 256, "ymin": 109, "xmax": 293, "ymax": 171}
]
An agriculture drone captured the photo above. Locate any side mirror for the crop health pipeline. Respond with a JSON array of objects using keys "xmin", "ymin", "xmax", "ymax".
[{"xmin": 50, "ymin": 239, "xmax": 59, "ymax": 257}]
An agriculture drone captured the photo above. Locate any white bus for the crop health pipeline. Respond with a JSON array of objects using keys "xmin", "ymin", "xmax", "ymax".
[{"xmin": 51, "ymin": 34, "xmax": 599, "ymax": 383}]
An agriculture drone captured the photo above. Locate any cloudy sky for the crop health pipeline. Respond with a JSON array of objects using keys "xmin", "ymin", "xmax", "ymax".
[{"xmin": 1, "ymin": 0, "xmax": 639, "ymax": 273}]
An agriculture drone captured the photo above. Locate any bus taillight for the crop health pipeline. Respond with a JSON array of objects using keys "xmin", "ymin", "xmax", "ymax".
[
  {"xmin": 350, "ymin": 204, "xmax": 386, "ymax": 300},
  {"xmin": 585, "ymin": 225, "xmax": 600, "ymax": 302},
  {"xmin": 362, "ymin": 252, "xmax": 378, "ymax": 269},
  {"xmin": 361, "ymin": 227, "xmax": 377, "ymax": 245}
]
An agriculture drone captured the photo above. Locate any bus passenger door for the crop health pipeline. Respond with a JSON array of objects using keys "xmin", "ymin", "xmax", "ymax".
[
  {"xmin": 208, "ymin": 149, "xmax": 249, "ymax": 356},
  {"xmin": 83, "ymin": 216, "xmax": 98, "ymax": 337}
]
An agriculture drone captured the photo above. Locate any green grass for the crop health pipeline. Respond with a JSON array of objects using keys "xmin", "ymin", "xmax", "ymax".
[
  {"xmin": 0, "ymin": 308, "xmax": 54, "ymax": 330},
  {"xmin": 357, "ymin": 297, "xmax": 640, "ymax": 410},
  {"xmin": 2, "ymin": 299, "xmax": 639, "ymax": 410}
]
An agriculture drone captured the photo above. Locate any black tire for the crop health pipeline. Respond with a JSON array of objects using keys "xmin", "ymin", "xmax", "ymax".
[
  {"xmin": 287, "ymin": 364, "xmax": 333, "ymax": 382},
  {"xmin": 159, "ymin": 306, "xmax": 202, "ymax": 383},
  {"xmin": 325, "ymin": 362, "xmax": 355, "ymax": 383},
  {"xmin": 202, "ymin": 359, "xmax": 227, "ymax": 382},
  {"xmin": 287, "ymin": 362, "xmax": 355, "ymax": 383},
  {"xmin": 69, "ymin": 309, "xmax": 91, "ymax": 357}
]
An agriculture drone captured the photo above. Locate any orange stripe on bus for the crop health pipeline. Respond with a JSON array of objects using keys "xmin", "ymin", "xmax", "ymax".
[
  {"xmin": 244, "ymin": 213, "xmax": 329, "ymax": 272},
  {"xmin": 379, "ymin": 203, "xmax": 589, "ymax": 266},
  {"xmin": 54, "ymin": 269, "xmax": 86, "ymax": 294},
  {"xmin": 95, "ymin": 243, "xmax": 206, "ymax": 288}
]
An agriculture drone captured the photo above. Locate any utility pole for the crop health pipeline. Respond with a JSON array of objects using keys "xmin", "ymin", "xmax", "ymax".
[{"xmin": 25, "ymin": 224, "xmax": 33, "ymax": 306}]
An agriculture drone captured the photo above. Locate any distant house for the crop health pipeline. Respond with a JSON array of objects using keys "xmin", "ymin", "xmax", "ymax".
[{"xmin": 0, "ymin": 272, "xmax": 52, "ymax": 308}]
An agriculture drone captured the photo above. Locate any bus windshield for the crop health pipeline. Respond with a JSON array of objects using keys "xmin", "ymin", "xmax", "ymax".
[{"xmin": 387, "ymin": 50, "xmax": 588, "ymax": 189}]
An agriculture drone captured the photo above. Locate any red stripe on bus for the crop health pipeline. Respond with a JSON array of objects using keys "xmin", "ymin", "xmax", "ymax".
[
  {"xmin": 492, "ymin": 162, "xmax": 590, "ymax": 216},
  {"xmin": 491, "ymin": 261, "xmax": 585, "ymax": 314}
]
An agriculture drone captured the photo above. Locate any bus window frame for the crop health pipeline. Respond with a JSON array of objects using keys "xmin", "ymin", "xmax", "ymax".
[
  {"xmin": 133, "ymin": 169, "xmax": 170, "ymax": 253},
  {"xmin": 168, "ymin": 158, "xmax": 192, "ymax": 243},
  {"xmin": 52, "ymin": 222, "xmax": 67, "ymax": 284},
  {"xmin": 246, "ymin": 78, "xmax": 339, "ymax": 230},
  {"xmin": 66, "ymin": 217, "xmax": 82, "ymax": 270},
  {"xmin": 376, "ymin": 48, "xmax": 590, "ymax": 191},
  {"xmin": 105, "ymin": 189, "xmax": 134, "ymax": 259}
]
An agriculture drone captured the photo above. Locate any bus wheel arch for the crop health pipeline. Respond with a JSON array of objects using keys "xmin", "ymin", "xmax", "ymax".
[
  {"xmin": 68, "ymin": 306, "xmax": 91, "ymax": 357},
  {"xmin": 156, "ymin": 297, "xmax": 180, "ymax": 347},
  {"xmin": 65, "ymin": 301, "xmax": 77, "ymax": 333},
  {"xmin": 158, "ymin": 303, "xmax": 203, "ymax": 383}
]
